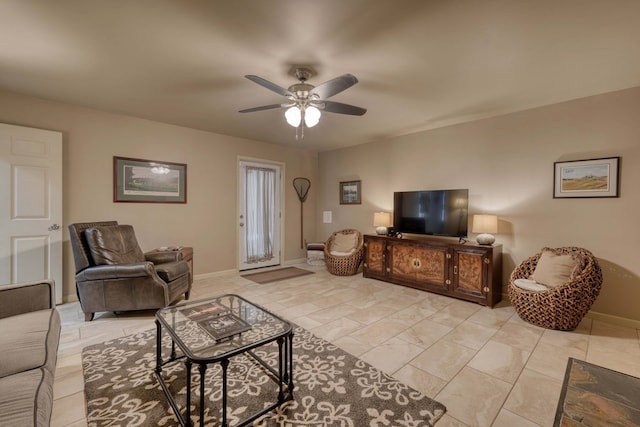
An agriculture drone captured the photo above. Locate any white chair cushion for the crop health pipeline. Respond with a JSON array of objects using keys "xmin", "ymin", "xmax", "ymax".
[
  {"xmin": 330, "ymin": 250, "xmax": 355, "ymax": 256},
  {"xmin": 514, "ymin": 278, "xmax": 548, "ymax": 292}
]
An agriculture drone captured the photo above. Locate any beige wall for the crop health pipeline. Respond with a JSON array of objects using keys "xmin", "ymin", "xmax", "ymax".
[
  {"xmin": 2, "ymin": 87, "xmax": 639, "ymax": 322},
  {"xmin": 0, "ymin": 90, "xmax": 318, "ymax": 302},
  {"xmin": 317, "ymin": 87, "xmax": 640, "ymax": 322}
]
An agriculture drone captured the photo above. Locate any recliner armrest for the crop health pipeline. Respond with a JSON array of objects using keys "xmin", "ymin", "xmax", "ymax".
[
  {"xmin": 145, "ymin": 250, "xmax": 181, "ymax": 264},
  {"xmin": 0, "ymin": 280, "xmax": 55, "ymax": 319},
  {"xmin": 154, "ymin": 260, "xmax": 189, "ymax": 282},
  {"xmin": 76, "ymin": 262, "xmax": 156, "ymax": 281}
]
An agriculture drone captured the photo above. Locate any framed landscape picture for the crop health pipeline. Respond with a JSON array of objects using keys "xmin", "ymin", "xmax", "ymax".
[
  {"xmin": 553, "ymin": 157, "xmax": 619, "ymax": 198},
  {"xmin": 340, "ymin": 180, "xmax": 361, "ymax": 204},
  {"xmin": 114, "ymin": 156, "xmax": 187, "ymax": 203}
]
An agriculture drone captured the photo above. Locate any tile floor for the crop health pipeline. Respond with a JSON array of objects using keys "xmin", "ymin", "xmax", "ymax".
[{"xmin": 51, "ymin": 265, "xmax": 640, "ymax": 427}]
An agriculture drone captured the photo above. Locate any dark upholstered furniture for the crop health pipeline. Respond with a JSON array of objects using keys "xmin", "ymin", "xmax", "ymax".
[
  {"xmin": 0, "ymin": 280, "xmax": 61, "ymax": 427},
  {"xmin": 69, "ymin": 221, "xmax": 191, "ymax": 321},
  {"xmin": 508, "ymin": 247, "xmax": 602, "ymax": 331}
]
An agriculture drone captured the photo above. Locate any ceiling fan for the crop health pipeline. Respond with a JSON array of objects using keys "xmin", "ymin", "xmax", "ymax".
[{"xmin": 239, "ymin": 67, "xmax": 366, "ymax": 136}]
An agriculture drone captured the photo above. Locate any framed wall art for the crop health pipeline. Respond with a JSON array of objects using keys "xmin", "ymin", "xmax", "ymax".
[
  {"xmin": 339, "ymin": 180, "xmax": 361, "ymax": 205},
  {"xmin": 114, "ymin": 156, "xmax": 187, "ymax": 203},
  {"xmin": 553, "ymin": 157, "xmax": 619, "ymax": 198}
]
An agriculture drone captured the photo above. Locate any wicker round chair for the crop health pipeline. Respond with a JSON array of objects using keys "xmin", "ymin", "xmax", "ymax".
[
  {"xmin": 507, "ymin": 247, "xmax": 602, "ymax": 331},
  {"xmin": 324, "ymin": 229, "xmax": 364, "ymax": 276}
]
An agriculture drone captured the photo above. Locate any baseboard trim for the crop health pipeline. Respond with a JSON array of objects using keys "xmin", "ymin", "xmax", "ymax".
[
  {"xmin": 194, "ymin": 269, "xmax": 236, "ymax": 279},
  {"xmin": 501, "ymin": 291, "xmax": 640, "ymax": 329},
  {"xmin": 284, "ymin": 257, "xmax": 307, "ymax": 265},
  {"xmin": 63, "ymin": 293, "xmax": 79, "ymax": 304},
  {"xmin": 197, "ymin": 259, "xmax": 310, "ymax": 279},
  {"xmin": 585, "ymin": 311, "xmax": 640, "ymax": 329}
]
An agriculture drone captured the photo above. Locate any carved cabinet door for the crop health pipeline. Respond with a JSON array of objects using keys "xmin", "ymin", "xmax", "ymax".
[
  {"xmin": 414, "ymin": 246, "xmax": 448, "ymax": 290},
  {"xmin": 387, "ymin": 241, "xmax": 449, "ymax": 290},
  {"xmin": 451, "ymin": 248, "xmax": 487, "ymax": 301},
  {"xmin": 363, "ymin": 237, "xmax": 386, "ymax": 278},
  {"xmin": 387, "ymin": 241, "xmax": 418, "ymax": 282}
]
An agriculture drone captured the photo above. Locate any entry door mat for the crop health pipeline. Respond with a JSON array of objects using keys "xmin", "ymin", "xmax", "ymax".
[
  {"xmin": 554, "ymin": 358, "xmax": 640, "ymax": 426},
  {"xmin": 241, "ymin": 266, "xmax": 314, "ymax": 284},
  {"xmin": 82, "ymin": 325, "xmax": 446, "ymax": 426}
]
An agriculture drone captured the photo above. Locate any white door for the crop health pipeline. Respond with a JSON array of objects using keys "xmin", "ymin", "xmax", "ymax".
[
  {"xmin": 0, "ymin": 123, "xmax": 63, "ymax": 304},
  {"xmin": 238, "ymin": 159, "xmax": 282, "ymax": 271}
]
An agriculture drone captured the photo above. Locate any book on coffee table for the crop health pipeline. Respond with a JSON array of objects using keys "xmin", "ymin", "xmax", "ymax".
[
  {"xmin": 180, "ymin": 301, "xmax": 227, "ymax": 320},
  {"xmin": 198, "ymin": 313, "xmax": 252, "ymax": 341}
]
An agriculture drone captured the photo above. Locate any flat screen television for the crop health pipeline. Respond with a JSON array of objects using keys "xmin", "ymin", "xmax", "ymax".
[{"xmin": 393, "ymin": 189, "xmax": 469, "ymax": 238}]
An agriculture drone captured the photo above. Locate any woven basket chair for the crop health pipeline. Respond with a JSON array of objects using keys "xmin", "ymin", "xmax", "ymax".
[
  {"xmin": 324, "ymin": 229, "xmax": 364, "ymax": 276},
  {"xmin": 507, "ymin": 247, "xmax": 602, "ymax": 331}
]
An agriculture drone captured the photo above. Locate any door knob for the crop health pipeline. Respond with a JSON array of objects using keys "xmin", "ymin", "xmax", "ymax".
[
  {"xmin": 239, "ymin": 222, "xmax": 244, "ymax": 227},
  {"xmin": 48, "ymin": 224, "xmax": 60, "ymax": 231}
]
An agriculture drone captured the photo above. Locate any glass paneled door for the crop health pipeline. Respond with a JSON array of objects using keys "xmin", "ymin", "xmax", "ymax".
[{"xmin": 238, "ymin": 160, "xmax": 282, "ymax": 271}]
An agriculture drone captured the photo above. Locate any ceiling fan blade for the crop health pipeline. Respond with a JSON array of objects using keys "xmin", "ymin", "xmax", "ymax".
[
  {"xmin": 319, "ymin": 100, "xmax": 367, "ymax": 116},
  {"xmin": 311, "ymin": 74, "xmax": 358, "ymax": 99},
  {"xmin": 245, "ymin": 75, "xmax": 293, "ymax": 97},
  {"xmin": 239, "ymin": 104, "xmax": 286, "ymax": 113}
]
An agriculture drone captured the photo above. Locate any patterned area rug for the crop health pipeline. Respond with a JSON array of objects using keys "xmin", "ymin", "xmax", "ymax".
[
  {"xmin": 554, "ymin": 358, "xmax": 640, "ymax": 426},
  {"xmin": 241, "ymin": 267, "xmax": 314, "ymax": 284},
  {"xmin": 82, "ymin": 325, "xmax": 446, "ymax": 426}
]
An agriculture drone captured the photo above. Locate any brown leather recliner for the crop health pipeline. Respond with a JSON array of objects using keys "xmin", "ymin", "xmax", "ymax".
[{"xmin": 68, "ymin": 221, "xmax": 191, "ymax": 321}]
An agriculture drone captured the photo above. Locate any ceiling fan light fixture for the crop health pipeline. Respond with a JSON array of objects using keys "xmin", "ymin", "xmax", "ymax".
[
  {"xmin": 304, "ymin": 106, "xmax": 321, "ymax": 127},
  {"xmin": 241, "ymin": 68, "xmax": 365, "ymax": 137},
  {"xmin": 285, "ymin": 106, "xmax": 301, "ymax": 127}
]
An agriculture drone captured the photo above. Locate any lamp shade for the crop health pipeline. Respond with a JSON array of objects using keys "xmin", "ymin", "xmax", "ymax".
[
  {"xmin": 472, "ymin": 214, "xmax": 498, "ymax": 233},
  {"xmin": 373, "ymin": 212, "xmax": 392, "ymax": 227}
]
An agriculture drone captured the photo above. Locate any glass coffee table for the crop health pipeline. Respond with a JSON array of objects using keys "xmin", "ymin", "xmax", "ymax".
[{"xmin": 155, "ymin": 294, "xmax": 294, "ymax": 427}]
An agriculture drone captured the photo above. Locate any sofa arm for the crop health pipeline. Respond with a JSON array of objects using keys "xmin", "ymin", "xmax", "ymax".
[
  {"xmin": 76, "ymin": 262, "xmax": 157, "ymax": 281},
  {"xmin": 0, "ymin": 280, "xmax": 55, "ymax": 319},
  {"xmin": 145, "ymin": 250, "xmax": 181, "ymax": 264}
]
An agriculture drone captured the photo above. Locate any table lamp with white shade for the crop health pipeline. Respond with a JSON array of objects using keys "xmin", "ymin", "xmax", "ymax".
[
  {"xmin": 472, "ymin": 214, "xmax": 498, "ymax": 245},
  {"xmin": 373, "ymin": 212, "xmax": 392, "ymax": 235}
]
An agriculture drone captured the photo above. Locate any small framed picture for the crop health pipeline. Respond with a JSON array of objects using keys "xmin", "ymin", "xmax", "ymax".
[
  {"xmin": 114, "ymin": 156, "xmax": 187, "ymax": 203},
  {"xmin": 339, "ymin": 180, "xmax": 361, "ymax": 205},
  {"xmin": 553, "ymin": 157, "xmax": 620, "ymax": 198}
]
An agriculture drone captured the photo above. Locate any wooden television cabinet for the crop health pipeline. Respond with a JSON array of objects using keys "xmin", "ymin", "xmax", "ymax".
[{"xmin": 363, "ymin": 234, "xmax": 502, "ymax": 307}]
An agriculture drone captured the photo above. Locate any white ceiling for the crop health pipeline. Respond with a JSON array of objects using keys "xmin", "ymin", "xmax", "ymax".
[{"xmin": 2, "ymin": 0, "xmax": 640, "ymax": 152}]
